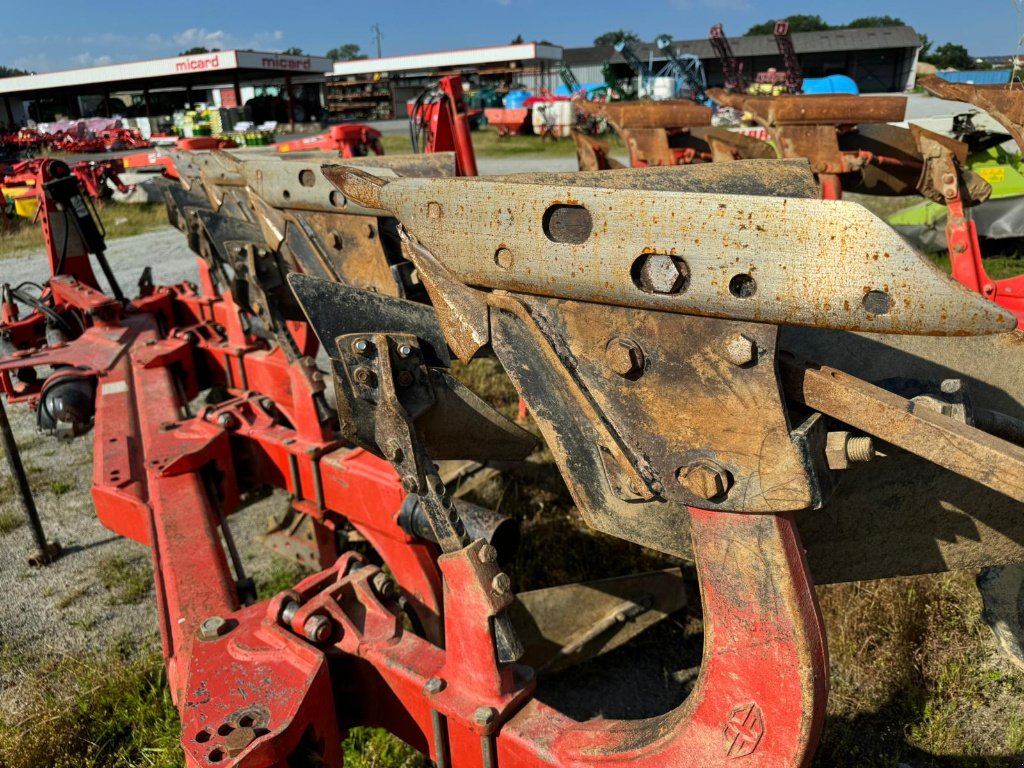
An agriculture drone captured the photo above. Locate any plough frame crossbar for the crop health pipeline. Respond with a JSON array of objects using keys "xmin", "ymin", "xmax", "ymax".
[{"xmin": 1, "ymin": 142, "xmax": 1024, "ymax": 768}]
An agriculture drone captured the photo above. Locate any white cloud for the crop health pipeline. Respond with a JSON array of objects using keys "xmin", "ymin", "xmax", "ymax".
[
  {"xmin": 72, "ymin": 52, "xmax": 113, "ymax": 67},
  {"xmin": 173, "ymin": 28, "xmax": 228, "ymax": 49}
]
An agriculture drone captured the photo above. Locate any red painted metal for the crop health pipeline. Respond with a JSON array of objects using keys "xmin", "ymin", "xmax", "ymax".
[
  {"xmin": 410, "ymin": 75, "xmax": 479, "ymax": 176},
  {"xmin": 275, "ymin": 125, "xmax": 384, "ymax": 157}
]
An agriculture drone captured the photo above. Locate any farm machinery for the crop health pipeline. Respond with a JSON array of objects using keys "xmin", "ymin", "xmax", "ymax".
[{"xmin": 2, "ymin": 92, "xmax": 1024, "ymax": 768}]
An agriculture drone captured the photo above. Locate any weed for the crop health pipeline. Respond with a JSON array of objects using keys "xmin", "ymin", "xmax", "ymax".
[
  {"xmin": 255, "ymin": 554, "xmax": 314, "ymax": 599},
  {"xmin": 343, "ymin": 727, "xmax": 429, "ymax": 768},
  {"xmin": 96, "ymin": 553, "xmax": 152, "ymax": 604},
  {"xmin": 49, "ymin": 479, "xmax": 73, "ymax": 495},
  {"xmin": 0, "ymin": 641, "xmax": 181, "ymax": 768},
  {"xmin": 0, "ymin": 512, "xmax": 24, "ymax": 535}
]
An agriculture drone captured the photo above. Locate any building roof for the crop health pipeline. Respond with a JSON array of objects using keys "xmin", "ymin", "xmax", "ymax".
[
  {"xmin": 0, "ymin": 51, "xmax": 334, "ymax": 96},
  {"xmin": 332, "ymin": 43, "xmax": 563, "ymax": 77},
  {"xmin": 564, "ymin": 25, "xmax": 921, "ymax": 65}
]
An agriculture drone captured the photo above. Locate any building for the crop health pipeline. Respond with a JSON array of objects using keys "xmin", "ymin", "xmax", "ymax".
[
  {"xmin": 327, "ymin": 43, "xmax": 563, "ymax": 120},
  {"xmin": 563, "ymin": 25, "xmax": 922, "ymax": 94},
  {"xmin": 0, "ymin": 50, "xmax": 334, "ymax": 130}
]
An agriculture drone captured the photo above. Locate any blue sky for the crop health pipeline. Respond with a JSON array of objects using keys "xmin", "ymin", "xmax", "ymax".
[{"xmin": 3, "ymin": 0, "xmax": 1023, "ymax": 73}]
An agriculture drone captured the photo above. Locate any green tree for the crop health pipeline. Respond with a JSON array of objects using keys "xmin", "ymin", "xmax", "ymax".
[
  {"xmin": 918, "ymin": 33, "xmax": 934, "ymax": 60},
  {"xmin": 847, "ymin": 16, "xmax": 906, "ymax": 28},
  {"xmin": 932, "ymin": 42, "xmax": 973, "ymax": 70},
  {"xmin": 179, "ymin": 46, "xmax": 219, "ymax": 55},
  {"xmin": 327, "ymin": 43, "xmax": 368, "ymax": 61},
  {"xmin": 511, "ymin": 34, "xmax": 524, "ymax": 44},
  {"xmin": 746, "ymin": 15, "xmax": 830, "ymax": 35},
  {"xmin": 0, "ymin": 65, "xmax": 29, "ymax": 78},
  {"xmin": 282, "ymin": 47, "xmax": 305, "ymax": 55},
  {"xmin": 594, "ymin": 30, "xmax": 640, "ymax": 46}
]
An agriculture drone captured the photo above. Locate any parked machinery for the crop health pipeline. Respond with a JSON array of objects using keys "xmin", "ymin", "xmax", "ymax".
[{"xmin": 3, "ymin": 118, "xmax": 1024, "ymax": 768}]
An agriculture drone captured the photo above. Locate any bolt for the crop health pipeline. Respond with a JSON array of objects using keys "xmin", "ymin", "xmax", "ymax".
[
  {"xmin": 303, "ymin": 615, "xmax": 333, "ymax": 643},
  {"xmin": 260, "ymin": 396, "xmax": 275, "ymax": 412},
  {"xmin": 940, "ymin": 379, "xmax": 962, "ymax": 395},
  {"xmin": 494, "ymin": 247, "xmax": 514, "ymax": 270},
  {"xmin": 279, "ymin": 599, "xmax": 300, "ymax": 626},
  {"xmin": 424, "ymin": 677, "xmax": 447, "ymax": 695},
  {"xmin": 825, "ymin": 431, "xmax": 875, "ymax": 469},
  {"xmin": 677, "ymin": 461, "xmax": 731, "ymax": 500},
  {"xmin": 638, "ymin": 254, "xmax": 689, "ymax": 294},
  {"xmin": 942, "ymin": 172, "xmax": 956, "ymax": 186},
  {"xmin": 198, "ymin": 616, "xmax": 229, "ymax": 640},
  {"xmin": 722, "ymin": 333, "xmax": 757, "ymax": 366},
  {"xmin": 491, "ymin": 572, "xmax": 512, "ymax": 595},
  {"xmin": 353, "ymin": 366, "xmax": 374, "ymax": 385},
  {"xmin": 352, "ymin": 338, "xmax": 370, "ymax": 356},
  {"xmin": 605, "ymin": 338, "xmax": 644, "ymax": 378},
  {"xmin": 397, "ymin": 343, "xmax": 413, "ymax": 358},
  {"xmin": 183, "ymin": 330, "xmax": 198, "ymax": 345},
  {"xmin": 372, "ymin": 572, "xmax": 396, "ymax": 599},
  {"xmin": 474, "ymin": 706, "xmax": 498, "ymax": 726},
  {"xmin": 478, "ymin": 544, "xmax": 499, "ymax": 564},
  {"xmin": 217, "ymin": 412, "xmax": 239, "ymax": 430},
  {"xmin": 397, "ymin": 370, "xmax": 414, "ymax": 387},
  {"xmin": 845, "ymin": 436, "xmax": 875, "ymax": 463}
]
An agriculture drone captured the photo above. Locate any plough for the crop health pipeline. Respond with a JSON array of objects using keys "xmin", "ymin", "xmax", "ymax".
[{"xmin": 3, "ymin": 98, "xmax": 1024, "ymax": 768}]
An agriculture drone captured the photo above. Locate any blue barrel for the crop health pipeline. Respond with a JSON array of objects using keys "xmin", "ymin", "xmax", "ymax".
[{"xmin": 503, "ymin": 90, "xmax": 531, "ymax": 109}]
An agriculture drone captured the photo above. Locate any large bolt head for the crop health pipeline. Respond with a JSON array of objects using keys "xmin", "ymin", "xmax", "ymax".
[
  {"xmin": 491, "ymin": 572, "xmax": 512, "ymax": 595},
  {"xmin": 474, "ymin": 706, "xmax": 498, "ymax": 726},
  {"xmin": 677, "ymin": 462, "xmax": 731, "ymax": 500},
  {"xmin": 478, "ymin": 544, "xmax": 499, "ymax": 564},
  {"xmin": 372, "ymin": 571, "xmax": 396, "ymax": 599},
  {"xmin": 638, "ymin": 254, "xmax": 689, "ymax": 294},
  {"xmin": 722, "ymin": 333, "xmax": 757, "ymax": 366},
  {"xmin": 198, "ymin": 616, "xmax": 229, "ymax": 640},
  {"xmin": 423, "ymin": 677, "xmax": 447, "ymax": 695},
  {"xmin": 605, "ymin": 338, "xmax": 644, "ymax": 378},
  {"xmin": 303, "ymin": 614, "xmax": 333, "ymax": 644}
]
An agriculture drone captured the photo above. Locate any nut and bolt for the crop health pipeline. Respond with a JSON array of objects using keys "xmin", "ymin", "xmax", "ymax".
[
  {"xmin": 423, "ymin": 677, "xmax": 447, "ymax": 695},
  {"xmin": 637, "ymin": 254, "xmax": 689, "ymax": 295},
  {"xmin": 397, "ymin": 370, "xmax": 414, "ymax": 387},
  {"xmin": 722, "ymin": 333, "xmax": 757, "ymax": 366},
  {"xmin": 372, "ymin": 572, "xmax": 396, "ymax": 599},
  {"xmin": 260, "ymin": 396, "xmax": 275, "ymax": 412},
  {"xmin": 494, "ymin": 247, "xmax": 514, "ymax": 270},
  {"xmin": 353, "ymin": 366, "xmax": 374, "ymax": 385},
  {"xmin": 824, "ymin": 431, "xmax": 876, "ymax": 470},
  {"xmin": 676, "ymin": 461, "xmax": 732, "ymax": 501},
  {"xmin": 474, "ymin": 706, "xmax": 498, "ymax": 726},
  {"xmin": 217, "ymin": 412, "xmax": 239, "ymax": 430},
  {"xmin": 397, "ymin": 343, "xmax": 413, "ymax": 358},
  {"xmin": 605, "ymin": 338, "xmax": 644, "ymax": 378},
  {"xmin": 198, "ymin": 616, "xmax": 229, "ymax": 640},
  {"xmin": 478, "ymin": 544, "xmax": 499, "ymax": 564},
  {"xmin": 940, "ymin": 379, "xmax": 963, "ymax": 395},
  {"xmin": 491, "ymin": 572, "xmax": 512, "ymax": 595},
  {"xmin": 303, "ymin": 615, "xmax": 333, "ymax": 643},
  {"xmin": 352, "ymin": 338, "xmax": 370, "ymax": 356}
]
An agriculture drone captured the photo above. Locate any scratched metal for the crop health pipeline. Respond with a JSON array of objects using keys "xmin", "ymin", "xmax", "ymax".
[
  {"xmin": 744, "ymin": 94, "xmax": 907, "ymax": 126},
  {"xmin": 921, "ymin": 76, "xmax": 1024, "ymax": 150},
  {"xmin": 336, "ymin": 166, "xmax": 1016, "ymax": 335},
  {"xmin": 577, "ymin": 99, "xmax": 713, "ymax": 129}
]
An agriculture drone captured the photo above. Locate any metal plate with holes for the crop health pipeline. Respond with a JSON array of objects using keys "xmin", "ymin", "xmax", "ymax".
[{"xmin": 342, "ymin": 164, "xmax": 1014, "ymax": 335}]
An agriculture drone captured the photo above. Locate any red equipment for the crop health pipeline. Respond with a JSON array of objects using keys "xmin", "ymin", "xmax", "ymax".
[
  {"xmin": 708, "ymin": 24, "xmax": 747, "ymax": 94},
  {"xmin": 408, "ymin": 75, "xmax": 479, "ymax": 176},
  {"xmin": 275, "ymin": 124, "xmax": 384, "ymax": 156},
  {"xmin": 772, "ymin": 22, "xmax": 803, "ymax": 94}
]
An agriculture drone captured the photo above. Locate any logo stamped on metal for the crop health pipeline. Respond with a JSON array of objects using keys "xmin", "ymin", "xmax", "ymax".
[{"xmin": 723, "ymin": 702, "xmax": 765, "ymax": 758}]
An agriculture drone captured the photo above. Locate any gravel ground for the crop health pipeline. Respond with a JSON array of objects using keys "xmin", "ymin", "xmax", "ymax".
[{"xmin": 0, "ymin": 226, "xmax": 298, "ymax": 713}]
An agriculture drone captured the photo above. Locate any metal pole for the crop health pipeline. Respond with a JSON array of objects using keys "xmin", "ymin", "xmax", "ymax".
[
  {"xmin": 286, "ymin": 75, "xmax": 295, "ymax": 132},
  {"xmin": 0, "ymin": 395, "xmax": 60, "ymax": 565}
]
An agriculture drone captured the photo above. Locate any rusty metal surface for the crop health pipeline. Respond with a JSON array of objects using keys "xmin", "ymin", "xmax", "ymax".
[
  {"xmin": 781, "ymin": 356, "xmax": 1024, "ymax": 501},
  {"xmin": 744, "ymin": 94, "xmax": 907, "ymax": 126},
  {"xmin": 838, "ymin": 123, "xmax": 922, "ymax": 196},
  {"xmin": 774, "ymin": 124, "xmax": 844, "ymax": 172},
  {"xmin": 571, "ymin": 129, "xmax": 624, "ymax": 172},
  {"xmin": 706, "ymin": 88, "xmax": 748, "ymax": 110},
  {"xmin": 509, "ymin": 568, "xmax": 685, "ymax": 672},
  {"xmin": 333, "ymin": 165, "xmax": 1015, "ymax": 335},
  {"xmin": 780, "ymin": 326, "xmax": 1024, "ymax": 582},
  {"xmin": 912, "ymin": 124, "xmax": 992, "ymax": 206},
  {"xmin": 692, "ymin": 127, "xmax": 777, "ymax": 162},
  {"xmin": 921, "ymin": 76, "xmax": 1024, "ymax": 149},
  {"xmin": 619, "ymin": 127, "xmax": 680, "ymax": 166},
  {"xmin": 579, "ymin": 99, "xmax": 713, "ymax": 129}
]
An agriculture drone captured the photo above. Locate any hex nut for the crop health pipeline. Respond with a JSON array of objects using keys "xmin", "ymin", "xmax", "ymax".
[
  {"xmin": 303, "ymin": 615, "xmax": 333, "ymax": 644},
  {"xmin": 638, "ymin": 254, "xmax": 689, "ymax": 294},
  {"xmin": 199, "ymin": 616, "xmax": 229, "ymax": 641},
  {"xmin": 722, "ymin": 334, "xmax": 757, "ymax": 366},
  {"xmin": 605, "ymin": 338, "xmax": 644, "ymax": 378},
  {"xmin": 478, "ymin": 544, "xmax": 499, "ymax": 564},
  {"xmin": 372, "ymin": 572, "xmax": 396, "ymax": 599},
  {"xmin": 474, "ymin": 706, "xmax": 498, "ymax": 726},
  {"xmin": 676, "ymin": 461, "xmax": 731, "ymax": 500},
  {"xmin": 423, "ymin": 677, "xmax": 447, "ymax": 695},
  {"xmin": 825, "ymin": 431, "xmax": 875, "ymax": 469}
]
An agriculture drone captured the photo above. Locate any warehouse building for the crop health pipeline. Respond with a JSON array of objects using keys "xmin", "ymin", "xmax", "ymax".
[
  {"xmin": 0, "ymin": 50, "xmax": 333, "ymax": 130},
  {"xmin": 327, "ymin": 43, "xmax": 563, "ymax": 120},
  {"xmin": 563, "ymin": 25, "xmax": 922, "ymax": 94}
]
